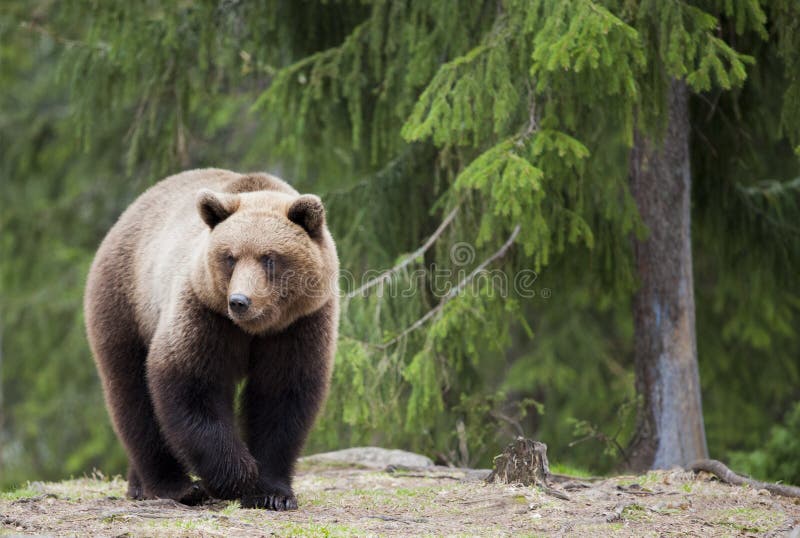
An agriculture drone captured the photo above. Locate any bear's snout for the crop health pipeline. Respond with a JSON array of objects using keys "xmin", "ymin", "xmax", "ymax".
[{"xmin": 228, "ymin": 293, "xmax": 252, "ymax": 315}]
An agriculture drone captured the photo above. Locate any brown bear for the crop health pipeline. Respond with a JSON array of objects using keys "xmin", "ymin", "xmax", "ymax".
[{"xmin": 84, "ymin": 168, "xmax": 338, "ymax": 510}]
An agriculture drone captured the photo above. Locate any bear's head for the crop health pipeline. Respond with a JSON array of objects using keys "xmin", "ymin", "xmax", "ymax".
[{"xmin": 194, "ymin": 188, "xmax": 338, "ymax": 334}]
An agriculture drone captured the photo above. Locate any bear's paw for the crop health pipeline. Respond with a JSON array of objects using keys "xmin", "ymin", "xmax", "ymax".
[{"xmin": 240, "ymin": 482, "xmax": 297, "ymax": 511}]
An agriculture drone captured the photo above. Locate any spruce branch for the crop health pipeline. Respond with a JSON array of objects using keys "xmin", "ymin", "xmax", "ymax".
[
  {"xmin": 251, "ymin": 20, "xmax": 370, "ymax": 113},
  {"xmin": 376, "ymin": 224, "xmax": 521, "ymax": 349},
  {"xmin": 346, "ymin": 206, "xmax": 460, "ymax": 299}
]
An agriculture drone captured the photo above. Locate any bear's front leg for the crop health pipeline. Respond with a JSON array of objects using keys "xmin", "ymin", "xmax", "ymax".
[
  {"xmin": 146, "ymin": 307, "xmax": 258, "ymax": 500},
  {"xmin": 240, "ymin": 302, "xmax": 336, "ymax": 510}
]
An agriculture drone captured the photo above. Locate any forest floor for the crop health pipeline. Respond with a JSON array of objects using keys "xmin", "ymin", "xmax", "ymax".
[{"xmin": 2, "ymin": 458, "xmax": 799, "ymax": 537}]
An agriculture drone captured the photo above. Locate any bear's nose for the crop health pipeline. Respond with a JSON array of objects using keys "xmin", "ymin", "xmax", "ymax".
[{"xmin": 228, "ymin": 293, "xmax": 251, "ymax": 315}]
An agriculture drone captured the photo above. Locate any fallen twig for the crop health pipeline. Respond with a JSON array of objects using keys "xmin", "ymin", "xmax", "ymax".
[
  {"xmin": 539, "ymin": 484, "xmax": 571, "ymax": 501},
  {"xmin": 11, "ymin": 493, "xmax": 57, "ymax": 504},
  {"xmin": 549, "ymin": 473, "xmax": 604, "ymax": 483},
  {"xmin": 557, "ymin": 480, "xmax": 592, "ymax": 491},
  {"xmin": 605, "ymin": 501, "xmax": 638, "ymax": 523},
  {"xmin": 615, "ymin": 483, "xmax": 656, "ymax": 496},
  {"xmin": 369, "ymin": 514, "xmax": 428, "ymax": 524},
  {"xmin": 384, "ymin": 469, "xmax": 462, "ymax": 481},
  {"xmin": 688, "ymin": 459, "xmax": 800, "ymax": 498}
]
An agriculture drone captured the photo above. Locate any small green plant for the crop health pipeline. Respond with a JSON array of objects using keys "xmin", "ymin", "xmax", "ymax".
[
  {"xmin": 0, "ymin": 485, "xmax": 38, "ymax": 501},
  {"xmin": 716, "ymin": 507, "xmax": 783, "ymax": 534},
  {"xmin": 621, "ymin": 503, "xmax": 650, "ymax": 522},
  {"xmin": 276, "ymin": 520, "xmax": 361, "ymax": 537},
  {"xmin": 549, "ymin": 463, "xmax": 595, "ymax": 478},
  {"xmin": 221, "ymin": 501, "xmax": 241, "ymax": 515}
]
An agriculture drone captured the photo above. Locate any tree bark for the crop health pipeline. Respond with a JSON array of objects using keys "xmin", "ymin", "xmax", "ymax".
[{"xmin": 627, "ymin": 79, "xmax": 708, "ymax": 471}]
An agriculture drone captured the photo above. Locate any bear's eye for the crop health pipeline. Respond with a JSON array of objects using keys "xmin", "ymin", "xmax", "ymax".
[
  {"xmin": 261, "ymin": 255, "xmax": 275, "ymax": 276},
  {"xmin": 225, "ymin": 254, "xmax": 236, "ymax": 269}
]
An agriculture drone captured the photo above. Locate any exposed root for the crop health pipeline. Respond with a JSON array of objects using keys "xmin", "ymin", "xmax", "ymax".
[{"xmin": 688, "ymin": 459, "xmax": 800, "ymax": 498}]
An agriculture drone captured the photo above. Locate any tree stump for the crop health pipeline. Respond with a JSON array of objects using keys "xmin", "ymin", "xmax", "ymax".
[
  {"xmin": 487, "ymin": 437, "xmax": 550, "ymax": 486},
  {"xmin": 487, "ymin": 437, "xmax": 570, "ymax": 500}
]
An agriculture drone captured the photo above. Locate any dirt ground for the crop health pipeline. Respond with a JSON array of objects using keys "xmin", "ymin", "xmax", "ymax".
[{"xmin": 2, "ymin": 462, "xmax": 799, "ymax": 537}]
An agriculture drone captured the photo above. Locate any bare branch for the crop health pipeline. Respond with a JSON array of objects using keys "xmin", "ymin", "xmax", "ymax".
[
  {"xmin": 522, "ymin": 84, "xmax": 538, "ymax": 139},
  {"xmin": 19, "ymin": 21, "xmax": 109, "ymax": 52},
  {"xmin": 376, "ymin": 224, "xmax": 521, "ymax": 349},
  {"xmin": 490, "ymin": 410, "xmax": 525, "ymax": 438},
  {"xmin": 346, "ymin": 206, "xmax": 460, "ymax": 299}
]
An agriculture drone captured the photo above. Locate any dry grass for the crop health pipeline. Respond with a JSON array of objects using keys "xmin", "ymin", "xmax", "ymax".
[{"xmin": 1, "ymin": 466, "xmax": 799, "ymax": 536}]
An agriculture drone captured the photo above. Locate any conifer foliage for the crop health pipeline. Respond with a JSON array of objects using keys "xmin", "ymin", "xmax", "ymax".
[{"xmin": 1, "ymin": 0, "xmax": 799, "ymax": 485}]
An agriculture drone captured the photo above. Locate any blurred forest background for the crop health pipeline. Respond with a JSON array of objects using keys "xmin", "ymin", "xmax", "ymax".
[{"xmin": 1, "ymin": 0, "xmax": 799, "ymax": 490}]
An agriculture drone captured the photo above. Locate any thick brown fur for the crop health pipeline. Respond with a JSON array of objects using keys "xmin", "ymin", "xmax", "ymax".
[{"xmin": 84, "ymin": 169, "xmax": 339, "ymax": 510}]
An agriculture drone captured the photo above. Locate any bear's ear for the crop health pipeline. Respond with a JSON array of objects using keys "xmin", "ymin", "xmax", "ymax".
[
  {"xmin": 288, "ymin": 195, "xmax": 325, "ymax": 238},
  {"xmin": 196, "ymin": 189, "xmax": 240, "ymax": 228}
]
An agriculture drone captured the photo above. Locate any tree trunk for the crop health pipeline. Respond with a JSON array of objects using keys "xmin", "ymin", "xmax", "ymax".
[{"xmin": 627, "ymin": 79, "xmax": 708, "ymax": 471}]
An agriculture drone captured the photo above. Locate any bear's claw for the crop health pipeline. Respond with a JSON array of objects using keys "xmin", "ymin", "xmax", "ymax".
[
  {"xmin": 241, "ymin": 490, "xmax": 298, "ymax": 511},
  {"xmin": 127, "ymin": 484, "xmax": 144, "ymax": 500}
]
